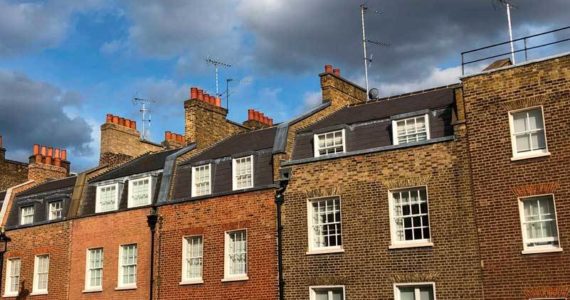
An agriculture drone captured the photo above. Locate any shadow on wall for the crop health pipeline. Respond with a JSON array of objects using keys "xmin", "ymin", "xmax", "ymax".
[{"xmin": 16, "ymin": 280, "xmax": 30, "ymax": 300}]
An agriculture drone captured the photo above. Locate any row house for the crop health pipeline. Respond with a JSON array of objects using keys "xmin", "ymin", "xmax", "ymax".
[{"xmin": 279, "ymin": 84, "xmax": 482, "ymax": 299}]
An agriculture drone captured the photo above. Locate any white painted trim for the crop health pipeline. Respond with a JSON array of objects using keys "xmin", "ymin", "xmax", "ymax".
[
  {"xmin": 3, "ymin": 258, "xmax": 21, "ymax": 297},
  {"xmin": 394, "ymin": 282, "xmax": 437, "ymax": 300},
  {"xmin": 388, "ymin": 186, "xmax": 432, "ymax": 248},
  {"xmin": 232, "ymin": 156, "xmax": 254, "ymax": 191},
  {"xmin": 191, "ymin": 164, "xmax": 212, "ymax": 197},
  {"xmin": 518, "ymin": 194, "xmax": 562, "ymax": 253},
  {"xmin": 306, "ymin": 197, "xmax": 343, "ymax": 253},
  {"xmin": 0, "ymin": 180, "xmax": 33, "ymax": 225},
  {"xmin": 85, "ymin": 248, "xmax": 104, "ymax": 291},
  {"xmin": 47, "ymin": 200, "xmax": 64, "ymax": 221},
  {"xmin": 392, "ymin": 114, "xmax": 430, "ymax": 146},
  {"xmin": 32, "ymin": 254, "xmax": 49, "ymax": 294},
  {"xmin": 314, "ymin": 129, "xmax": 346, "ymax": 157},
  {"xmin": 181, "ymin": 235, "xmax": 203, "ymax": 283},
  {"xmin": 222, "ymin": 229, "xmax": 248, "ymax": 281},
  {"xmin": 127, "ymin": 176, "xmax": 153, "ymax": 208},
  {"xmin": 309, "ymin": 285, "xmax": 346, "ymax": 300},
  {"xmin": 117, "ymin": 243, "xmax": 138, "ymax": 289},
  {"xmin": 95, "ymin": 183, "xmax": 120, "ymax": 213},
  {"xmin": 508, "ymin": 106, "xmax": 549, "ymax": 160}
]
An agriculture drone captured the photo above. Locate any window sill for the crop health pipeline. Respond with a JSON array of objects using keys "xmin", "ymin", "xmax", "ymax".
[
  {"xmin": 82, "ymin": 288, "xmax": 103, "ymax": 293},
  {"xmin": 511, "ymin": 151, "xmax": 551, "ymax": 161},
  {"xmin": 522, "ymin": 247, "xmax": 563, "ymax": 255},
  {"xmin": 115, "ymin": 285, "xmax": 137, "ymax": 291},
  {"xmin": 306, "ymin": 248, "xmax": 345, "ymax": 255},
  {"xmin": 221, "ymin": 275, "xmax": 249, "ymax": 282},
  {"xmin": 30, "ymin": 291, "xmax": 48, "ymax": 296},
  {"xmin": 389, "ymin": 242, "xmax": 434, "ymax": 250},
  {"xmin": 180, "ymin": 279, "xmax": 204, "ymax": 285},
  {"xmin": 3, "ymin": 293, "xmax": 18, "ymax": 297}
]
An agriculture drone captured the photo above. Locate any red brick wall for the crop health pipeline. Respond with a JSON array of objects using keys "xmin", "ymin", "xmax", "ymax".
[
  {"xmin": 2, "ymin": 222, "xmax": 71, "ymax": 300},
  {"xmin": 281, "ymin": 138, "xmax": 483, "ymax": 299},
  {"xmin": 68, "ymin": 209, "xmax": 151, "ymax": 300},
  {"xmin": 156, "ymin": 189, "xmax": 277, "ymax": 300},
  {"xmin": 462, "ymin": 54, "xmax": 570, "ymax": 299}
]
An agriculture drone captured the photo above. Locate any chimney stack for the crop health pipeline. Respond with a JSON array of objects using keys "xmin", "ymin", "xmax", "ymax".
[
  {"xmin": 163, "ymin": 131, "xmax": 185, "ymax": 149},
  {"xmin": 320, "ymin": 63, "xmax": 366, "ymax": 106},
  {"xmin": 0, "ymin": 135, "xmax": 5, "ymax": 161},
  {"xmin": 28, "ymin": 144, "xmax": 70, "ymax": 182},
  {"xmin": 243, "ymin": 108, "xmax": 274, "ymax": 130},
  {"xmin": 188, "ymin": 87, "xmax": 222, "ymax": 108}
]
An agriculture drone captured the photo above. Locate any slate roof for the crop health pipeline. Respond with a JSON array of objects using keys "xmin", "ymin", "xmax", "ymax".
[
  {"xmin": 300, "ymin": 85, "xmax": 458, "ymax": 132},
  {"xmin": 181, "ymin": 127, "xmax": 278, "ymax": 165},
  {"xmin": 18, "ymin": 176, "xmax": 77, "ymax": 197},
  {"xmin": 91, "ymin": 149, "xmax": 178, "ymax": 182}
]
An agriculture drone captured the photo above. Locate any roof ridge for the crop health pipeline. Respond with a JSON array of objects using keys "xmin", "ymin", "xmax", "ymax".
[
  {"xmin": 349, "ymin": 83, "xmax": 461, "ymax": 108},
  {"xmin": 89, "ymin": 151, "xmax": 152, "ymax": 182}
]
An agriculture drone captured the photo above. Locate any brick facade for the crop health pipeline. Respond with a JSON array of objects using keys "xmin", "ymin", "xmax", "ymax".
[
  {"xmin": 1, "ymin": 222, "xmax": 71, "ymax": 300},
  {"xmin": 280, "ymin": 131, "xmax": 483, "ymax": 299},
  {"xmin": 0, "ymin": 137, "xmax": 28, "ymax": 191},
  {"xmin": 68, "ymin": 208, "xmax": 152, "ymax": 300},
  {"xmin": 156, "ymin": 189, "xmax": 277, "ymax": 300},
  {"xmin": 462, "ymin": 54, "xmax": 570, "ymax": 299}
]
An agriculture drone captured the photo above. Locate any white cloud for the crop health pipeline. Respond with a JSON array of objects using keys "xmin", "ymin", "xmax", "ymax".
[{"xmin": 302, "ymin": 91, "xmax": 322, "ymax": 110}]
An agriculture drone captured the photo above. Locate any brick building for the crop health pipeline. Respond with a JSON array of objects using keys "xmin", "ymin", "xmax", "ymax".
[
  {"xmin": 462, "ymin": 53, "xmax": 570, "ymax": 299},
  {"xmin": 0, "ymin": 136, "xmax": 28, "ymax": 191}
]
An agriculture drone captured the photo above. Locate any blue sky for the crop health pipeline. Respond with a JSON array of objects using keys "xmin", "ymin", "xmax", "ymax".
[{"xmin": 1, "ymin": 0, "xmax": 569, "ymax": 171}]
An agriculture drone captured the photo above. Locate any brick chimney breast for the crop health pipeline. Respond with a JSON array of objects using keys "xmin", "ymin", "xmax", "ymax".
[
  {"xmin": 28, "ymin": 144, "xmax": 70, "ymax": 182},
  {"xmin": 243, "ymin": 109, "xmax": 273, "ymax": 130}
]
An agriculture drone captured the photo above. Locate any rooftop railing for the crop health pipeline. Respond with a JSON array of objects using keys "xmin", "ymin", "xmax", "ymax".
[{"xmin": 461, "ymin": 26, "xmax": 570, "ymax": 75}]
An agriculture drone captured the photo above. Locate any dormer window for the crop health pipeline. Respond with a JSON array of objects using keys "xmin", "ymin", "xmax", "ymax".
[
  {"xmin": 232, "ymin": 156, "xmax": 254, "ymax": 190},
  {"xmin": 314, "ymin": 130, "xmax": 345, "ymax": 157},
  {"xmin": 96, "ymin": 183, "xmax": 120, "ymax": 213},
  {"xmin": 392, "ymin": 114, "xmax": 430, "ymax": 145},
  {"xmin": 192, "ymin": 164, "xmax": 211, "ymax": 197},
  {"xmin": 20, "ymin": 206, "xmax": 34, "ymax": 225},
  {"xmin": 128, "ymin": 177, "xmax": 153, "ymax": 208},
  {"xmin": 48, "ymin": 201, "xmax": 63, "ymax": 221}
]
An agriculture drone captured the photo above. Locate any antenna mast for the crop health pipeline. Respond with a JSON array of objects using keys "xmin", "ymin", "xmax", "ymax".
[
  {"xmin": 132, "ymin": 97, "xmax": 156, "ymax": 140},
  {"xmin": 360, "ymin": 4, "xmax": 370, "ymax": 100},
  {"xmin": 205, "ymin": 56, "xmax": 231, "ymax": 96},
  {"xmin": 505, "ymin": 2, "xmax": 515, "ymax": 64}
]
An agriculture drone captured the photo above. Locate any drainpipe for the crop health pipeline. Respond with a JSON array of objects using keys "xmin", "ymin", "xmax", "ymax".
[
  {"xmin": 146, "ymin": 207, "xmax": 159, "ymax": 300},
  {"xmin": 275, "ymin": 173, "xmax": 289, "ymax": 300}
]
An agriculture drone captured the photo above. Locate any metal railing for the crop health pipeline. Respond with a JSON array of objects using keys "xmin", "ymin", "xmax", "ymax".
[{"xmin": 461, "ymin": 26, "xmax": 570, "ymax": 75}]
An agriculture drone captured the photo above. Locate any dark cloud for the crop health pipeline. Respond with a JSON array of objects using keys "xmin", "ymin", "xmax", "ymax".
[{"xmin": 0, "ymin": 70, "xmax": 93, "ymax": 158}]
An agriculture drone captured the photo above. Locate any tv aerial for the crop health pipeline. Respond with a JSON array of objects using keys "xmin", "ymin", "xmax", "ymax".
[
  {"xmin": 494, "ymin": 0, "xmax": 517, "ymax": 63},
  {"xmin": 132, "ymin": 96, "xmax": 156, "ymax": 140},
  {"xmin": 360, "ymin": 3, "xmax": 390, "ymax": 101},
  {"xmin": 205, "ymin": 56, "xmax": 231, "ymax": 97}
]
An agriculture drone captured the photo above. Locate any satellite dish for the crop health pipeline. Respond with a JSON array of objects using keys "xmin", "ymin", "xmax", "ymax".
[{"xmin": 368, "ymin": 88, "xmax": 380, "ymax": 99}]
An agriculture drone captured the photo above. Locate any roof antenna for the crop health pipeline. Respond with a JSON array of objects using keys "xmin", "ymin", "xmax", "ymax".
[
  {"xmin": 205, "ymin": 56, "xmax": 232, "ymax": 97},
  {"xmin": 360, "ymin": 3, "xmax": 389, "ymax": 102},
  {"xmin": 132, "ymin": 97, "xmax": 156, "ymax": 140},
  {"xmin": 495, "ymin": 0, "xmax": 517, "ymax": 64}
]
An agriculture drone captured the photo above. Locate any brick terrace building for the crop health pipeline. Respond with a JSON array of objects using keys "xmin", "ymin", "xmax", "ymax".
[
  {"xmin": 462, "ymin": 53, "xmax": 570, "ymax": 299},
  {"xmin": 0, "ymin": 136, "xmax": 28, "ymax": 192},
  {"xmin": 280, "ymin": 84, "xmax": 483, "ymax": 299}
]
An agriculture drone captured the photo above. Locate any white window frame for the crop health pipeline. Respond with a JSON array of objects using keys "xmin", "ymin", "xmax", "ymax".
[
  {"xmin": 191, "ymin": 164, "xmax": 212, "ymax": 197},
  {"xmin": 222, "ymin": 229, "xmax": 248, "ymax": 282},
  {"xmin": 394, "ymin": 282, "xmax": 437, "ymax": 300},
  {"xmin": 181, "ymin": 235, "xmax": 204, "ymax": 284},
  {"xmin": 96, "ymin": 183, "xmax": 120, "ymax": 213},
  {"xmin": 313, "ymin": 129, "xmax": 346, "ymax": 157},
  {"xmin": 31, "ymin": 254, "xmax": 49, "ymax": 295},
  {"xmin": 518, "ymin": 194, "xmax": 562, "ymax": 254},
  {"xmin": 392, "ymin": 114, "xmax": 430, "ymax": 145},
  {"xmin": 309, "ymin": 285, "xmax": 346, "ymax": 300},
  {"xmin": 388, "ymin": 186, "xmax": 433, "ymax": 249},
  {"xmin": 232, "ymin": 156, "xmax": 254, "ymax": 190},
  {"xmin": 20, "ymin": 205, "xmax": 35, "ymax": 225},
  {"xmin": 117, "ymin": 244, "xmax": 137, "ymax": 289},
  {"xmin": 4, "ymin": 258, "xmax": 21, "ymax": 297},
  {"xmin": 508, "ymin": 106, "xmax": 550, "ymax": 161},
  {"xmin": 48, "ymin": 200, "xmax": 63, "ymax": 221},
  {"xmin": 84, "ymin": 248, "xmax": 104, "ymax": 292},
  {"xmin": 128, "ymin": 176, "xmax": 153, "ymax": 208},
  {"xmin": 306, "ymin": 196, "xmax": 344, "ymax": 255}
]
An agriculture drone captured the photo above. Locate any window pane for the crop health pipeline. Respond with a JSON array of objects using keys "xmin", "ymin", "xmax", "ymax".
[
  {"xmin": 314, "ymin": 291, "xmax": 329, "ymax": 300},
  {"xmin": 396, "ymin": 115, "xmax": 429, "ymax": 144},
  {"xmin": 49, "ymin": 201, "xmax": 63, "ymax": 220},
  {"xmin": 193, "ymin": 165, "xmax": 211, "ymax": 196},
  {"xmin": 392, "ymin": 187, "xmax": 430, "ymax": 243},
  {"xmin": 87, "ymin": 248, "xmax": 103, "ymax": 288},
  {"xmin": 234, "ymin": 157, "xmax": 253, "ymax": 189},
  {"xmin": 515, "ymin": 135, "xmax": 531, "ymax": 152},
  {"xmin": 512, "ymin": 112, "xmax": 527, "ymax": 133},
  {"xmin": 310, "ymin": 198, "xmax": 342, "ymax": 248},
  {"xmin": 185, "ymin": 236, "xmax": 203, "ymax": 279},
  {"xmin": 120, "ymin": 244, "xmax": 137, "ymax": 285},
  {"xmin": 98, "ymin": 185, "xmax": 117, "ymax": 212},
  {"xmin": 315, "ymin": 130, "xmax": 344, "ymax": 156},
  {"xmin": 512, "ymin": 108, "xmax": 547, "ymax": 154},
  {"xmin": 227, "ymin": 231, "xmax": 247, "ymax": 276},
  {"xmin": 522, "ymin": 196, "xmax": 558, "ymax": 248},
  {"xmin": 527, "ymin": 109, "xmax": 544, "ymax": 130},
  {"xmin": 399, "ymin": 287, "xmax": 415, "ymax": 300},
  {"xmin": 130, "ymin": 178, "xmax": 150, "ymax": 207},
  {"xmin": 420, "ymin": 286, "xmax": 435, "ymax": 300}
]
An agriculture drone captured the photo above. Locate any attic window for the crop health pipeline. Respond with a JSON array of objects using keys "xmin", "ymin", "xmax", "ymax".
[
  {"xmin": 96, "ymin": 183, "xmax": 120, "ymax": 213},
  {"xmin": 20, "ymin": 206, "xmax": 34, "ymax": 225},
  {"xmin": 128, "ymin": 177, "xmax": 153, "ymax": 208},
  {"xmin": 48, "ymin": 201, "xmax": 63, "ymax": 221},
  {"xmin": 314, "ymin": 130, "xmax": 345, "ymax": 157},
  {"xmin": 392, "ymin": 114, "xmax": 430, "ymax": 145},
  {"xmin": 233, "ymin": 156, "xmax": 254, "ymax": 190},
  {"xmin": 192, "ymin": 164, "xmax": 211, "ymax": 197}
]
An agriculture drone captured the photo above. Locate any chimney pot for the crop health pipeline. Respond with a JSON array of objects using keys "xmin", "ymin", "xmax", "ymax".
[
  {"xmin": 124, "ymin": 119, "xmax": 131, "ymax": 128},
  {"xmin": 35, "ymin": 154, "xmax": 42, "ymax": 163},
  {"xmin": 106, "ymin": 114, "xmax": 113, "ymax": 123},
  {"xmin": 190, "ymin": 87, "xmax": 198, "ymax": 99},
  {"xmin": 131, "ymin": 121, "xmax": 136, "ymax": 130},
  {"xmin": 197, "ymin": 89, "xmax": 204, "ymax": 101},
  {"xmin": 47, "ymin": 147, "xmax": 53, "ymax": 158},
  {"xmin": 248, "ymin": 109, "xmax": 254, "ymax": 120},
  {"xmin": 269, "ymin": 118, "xmax": 274, "ymax": 126},
  {"xmin": 41, "ymin": 146, "xmax": 47, "ymax": 156},
  {"xmin": 45, "ymin": 154, "xmax": 52, "ymax": 165},
  {"xmin": 120, "ymin": 118, "xmax": 126, "ymax": 126},
  {"xmin": 33, "ymin": 144, "xmax": 40, "ymax": 155},
  {"xmin": 112, "ymin": 115, "xmax": 119, "ymax": 124},
  {"xmin": 215, "ymin": 97, "xmax": 221, "ymax": 107},
  {"xmin": 61, "ymin": 149, "xmax": 67, "ymax": 161},
  {"xmin": 333, "ymin": 68, "xmax": 341, "ymax": 76},
  {"xmin": 165, "ymin": 131, "xmax": 172, "ymax": 140},
  {"xmin": 54, "ymin": 158, "xmax": 61, "ymax": 167},
  {"xmin": 54, "ymin": 148, "xmax": 61, "ymax": 159},
  {"xmin": 325, "ymin": 64, "xmax": 333, "ymax": 73}
]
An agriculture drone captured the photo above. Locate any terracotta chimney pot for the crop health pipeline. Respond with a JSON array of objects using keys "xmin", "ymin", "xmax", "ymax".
[
  {"xmin": 61, "ymin": 149, "xmax": 67, "ymax": 161},
  {"xmin": 190, "ymin": 87, "xmax": 198, "ymax": 99},
  {"xmin": 106, "ymin": 114, "xmax": 113, "ymax": 123},
  {"xmin": 215, "ymin": 97, "xmax": 221, "ymax": 107},
  {"xmin": 33, "ymin": 144, "xmax": 40, "ymax": 155},
  {"xmin": 112, "ymin": 115, "xmax": 119, "ymax": 124},
  {"xmin": 333, "ymin": 68, "xmax": 341, "ymax": 76},
  {"xmin": 131, "ymin": 121, "xmax": 136, "ymax": 130},
  {"xmin": 41, "ymin": 146, "xmax": 47, "ymax": 156},
  {"xmin": 197, "ymin": 89, "xmax": 204, "ymax": 101},
  {"xmin": 54, "ymin": 148, "xmax": 61, "ymax": 159},
  {"xmin": 324, "ymin": 64, "xmax": 333, "ymax": 73}
]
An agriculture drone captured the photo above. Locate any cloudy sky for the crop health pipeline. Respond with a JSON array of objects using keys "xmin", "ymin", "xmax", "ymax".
[{"xmin": 0, "ymin": 0, "xmax": 569, "ymax": 171}]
